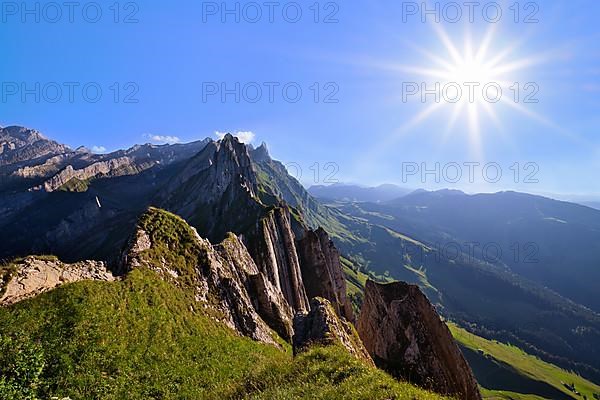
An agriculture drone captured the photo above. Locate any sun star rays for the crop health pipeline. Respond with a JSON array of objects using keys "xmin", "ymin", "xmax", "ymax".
[{"xmin": 382, "ymin": 23, "xmax": 554, "ymax": 159}]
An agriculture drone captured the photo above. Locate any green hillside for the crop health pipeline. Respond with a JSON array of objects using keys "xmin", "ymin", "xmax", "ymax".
[
  {"xmin": 341, "ymin": 260, "xmax": 600, "ymax": 400},
  {"xmin": 331, "ymin": 200, "xmax": 600, "ymax": 383},
  {"xmin": 0, "ymin": 264, "xmax": 448, "ymax": 400},
  {"xmin": 449, "ymin": 323, "xmax": 600, "ymax": 400}
]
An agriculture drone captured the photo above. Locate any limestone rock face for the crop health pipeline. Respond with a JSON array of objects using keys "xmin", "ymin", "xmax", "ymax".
[
  {"xmin": 39, "ymin": 157, "xmax": 152, "ymax": 192},
  {"xmin": 247, "ymin": 207, "xmax": 310, "ymax": 314},
  {"xmin": 357, "ymin": 280, "xmax": 482, "ymax": 400},
  {"xmin": 197, "ymin": 237, "xmax": 278, "ymax": 345},
  {"xmin": 297, "ymin": 228, "xmax": 355, "ymax": 322},
  {"xmin": 293, "ymin": 297, "xmax": 373, "ymax": 366},
  {"xmin": 122, "ymin": 208, "xmax": 294, "ymax": 345},
  {"xmin": 33, "ymin": 138, "xmax": 211, "ymax": 193},
  {"xmin": 216, "ymin": 233, "xmax": 294, "ymax": 341},
  {"xmin": 0, "ymin": 125, "xmax": 209, "ymax": 195},
  {"xmin": 13, "ymin": 153, "xmax": 74, "ymax": 179},
  {"xmin": 0, "ymin": 256, "xmax": 115, "ymax": 306}
]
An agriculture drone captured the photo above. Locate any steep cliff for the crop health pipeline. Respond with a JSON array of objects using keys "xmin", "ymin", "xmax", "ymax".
[
  {"xmin": 245, "ymin": 207, "xmax": 310, "ymax": 313},
  {"xmin": 216, "ymin": 233, "xmax": 294, "ymax": 341},
  {"xmin": 159, "ymin": 134, "xmax": 356, "ymax": 319},
  {"xmin": 357, "ymin": 280, "xmax": 482, "ymax": 400},
  {"xmin": 297, "ymin": 228, "xmax": 355, "ymax": 322}
]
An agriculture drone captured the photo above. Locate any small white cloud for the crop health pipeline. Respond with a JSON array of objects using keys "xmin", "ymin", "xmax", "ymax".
[
  {"xmin": 91, "ymin": 146, "xmax": 107, "ymax": 153},
  {"xmin": 144, "ymin": 134, "xmax": 181, "ymax": 145},
  {"xmin": 215, "ymin": 130, "xmax": 256, "ymax": 144}
]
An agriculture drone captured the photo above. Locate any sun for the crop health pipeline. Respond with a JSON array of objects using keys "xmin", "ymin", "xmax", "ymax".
[
  {"xmin": 373, "ymin": 24, "xmax": 552, "ymax": 159},
  {"xmin": 448, "ymin": 58, "xmax": 494, "ymax": 89}
]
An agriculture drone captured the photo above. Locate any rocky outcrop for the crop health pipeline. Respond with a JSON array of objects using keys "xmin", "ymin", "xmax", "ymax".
[
  {"xmin": 160, "ymin": 135, "xmax": 356, "ymax": 326},
  {"xmin": 159, "ymin": 135, "xmax": 313, "ymax": 316},
  {"xmin": 293, "ymin": 297, "xmax": 373, "ymax": 366},
  {"xmin": 180, "ymin": 137, "xmax": 317, "ymax": 318},
  {"xmin": 250, "ymin": 142, "xmax": 271, "ymax": 163},
  {"xmin": 122, "ymin": 206, "xmax": 358, "ymax": 348},
  {"xmin": 122, "ymin": 208, "xmax": 294, "ymax": 345},
  {"xmin": 297, "ymin": 228, "xmax": 355, "ymax": 322},
  {"xmin": 357, "ymin": 280, "xmax": 482, "ymax": 400},
  {"xmin": 0, "ymin": 256, "xmax": 115, "ymax": 306}
]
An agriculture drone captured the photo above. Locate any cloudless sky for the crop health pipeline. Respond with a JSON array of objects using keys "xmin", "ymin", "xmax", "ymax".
[{"xmin": 2, "ymin": 0, "xmax": 600, "ymax": 197}]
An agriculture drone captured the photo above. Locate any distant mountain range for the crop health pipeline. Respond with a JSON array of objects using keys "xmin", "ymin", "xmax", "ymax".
[
  {"xmin": 310, "ymin": 182, "xmax": 600, "ymax": 212},
  {"xmin": 308, "ymin": 183, "xmax": 411, "ymax": 203},
  {"xmin": 333, "ymin": 188, "xmax": 600, "ymax": 313},
  {"xmin": 2, "ymin": 125, "xmax": 600, "ymax": 393},
  {"xmin": 314, "ymin": 183, "xmax": 600, "ymax": 312}
]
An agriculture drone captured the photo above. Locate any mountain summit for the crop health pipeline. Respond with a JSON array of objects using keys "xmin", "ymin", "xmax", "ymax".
[{"xmin": 0, "ymin": 126, "xmax": 70, "ymax": 168}]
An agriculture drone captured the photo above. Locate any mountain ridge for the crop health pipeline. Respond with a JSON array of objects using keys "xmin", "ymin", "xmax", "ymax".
[
  {"xmin": 2, "ymin": 125, "xmax": 600, "ymax": 391},
  {"xmin": 0, "ymin": 205, "xmax": 473, "ymax": 399}
]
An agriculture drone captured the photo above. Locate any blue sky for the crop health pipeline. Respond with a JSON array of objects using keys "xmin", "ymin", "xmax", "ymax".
[{"xmin": 2, "ymin": 0, "xmax": 600, "ymax": 197}]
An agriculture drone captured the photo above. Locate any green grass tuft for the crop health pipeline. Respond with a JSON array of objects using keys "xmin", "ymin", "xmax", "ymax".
[{"xmin": 234, "ymin": 345, "xmax": 450, "ymax": 400}]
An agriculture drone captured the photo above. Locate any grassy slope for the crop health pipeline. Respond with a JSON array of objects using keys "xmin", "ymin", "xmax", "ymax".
[
  {"xmin": 57, "ymin": 177, "xmax": 89, "ymax": 192},
  {"xmin": 0, "ymin": 265, "xmax": 449, "ymax": 400},
  {"xmin": 449, "ymin": 323, "xmax": 600, "ymax": 400}
]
